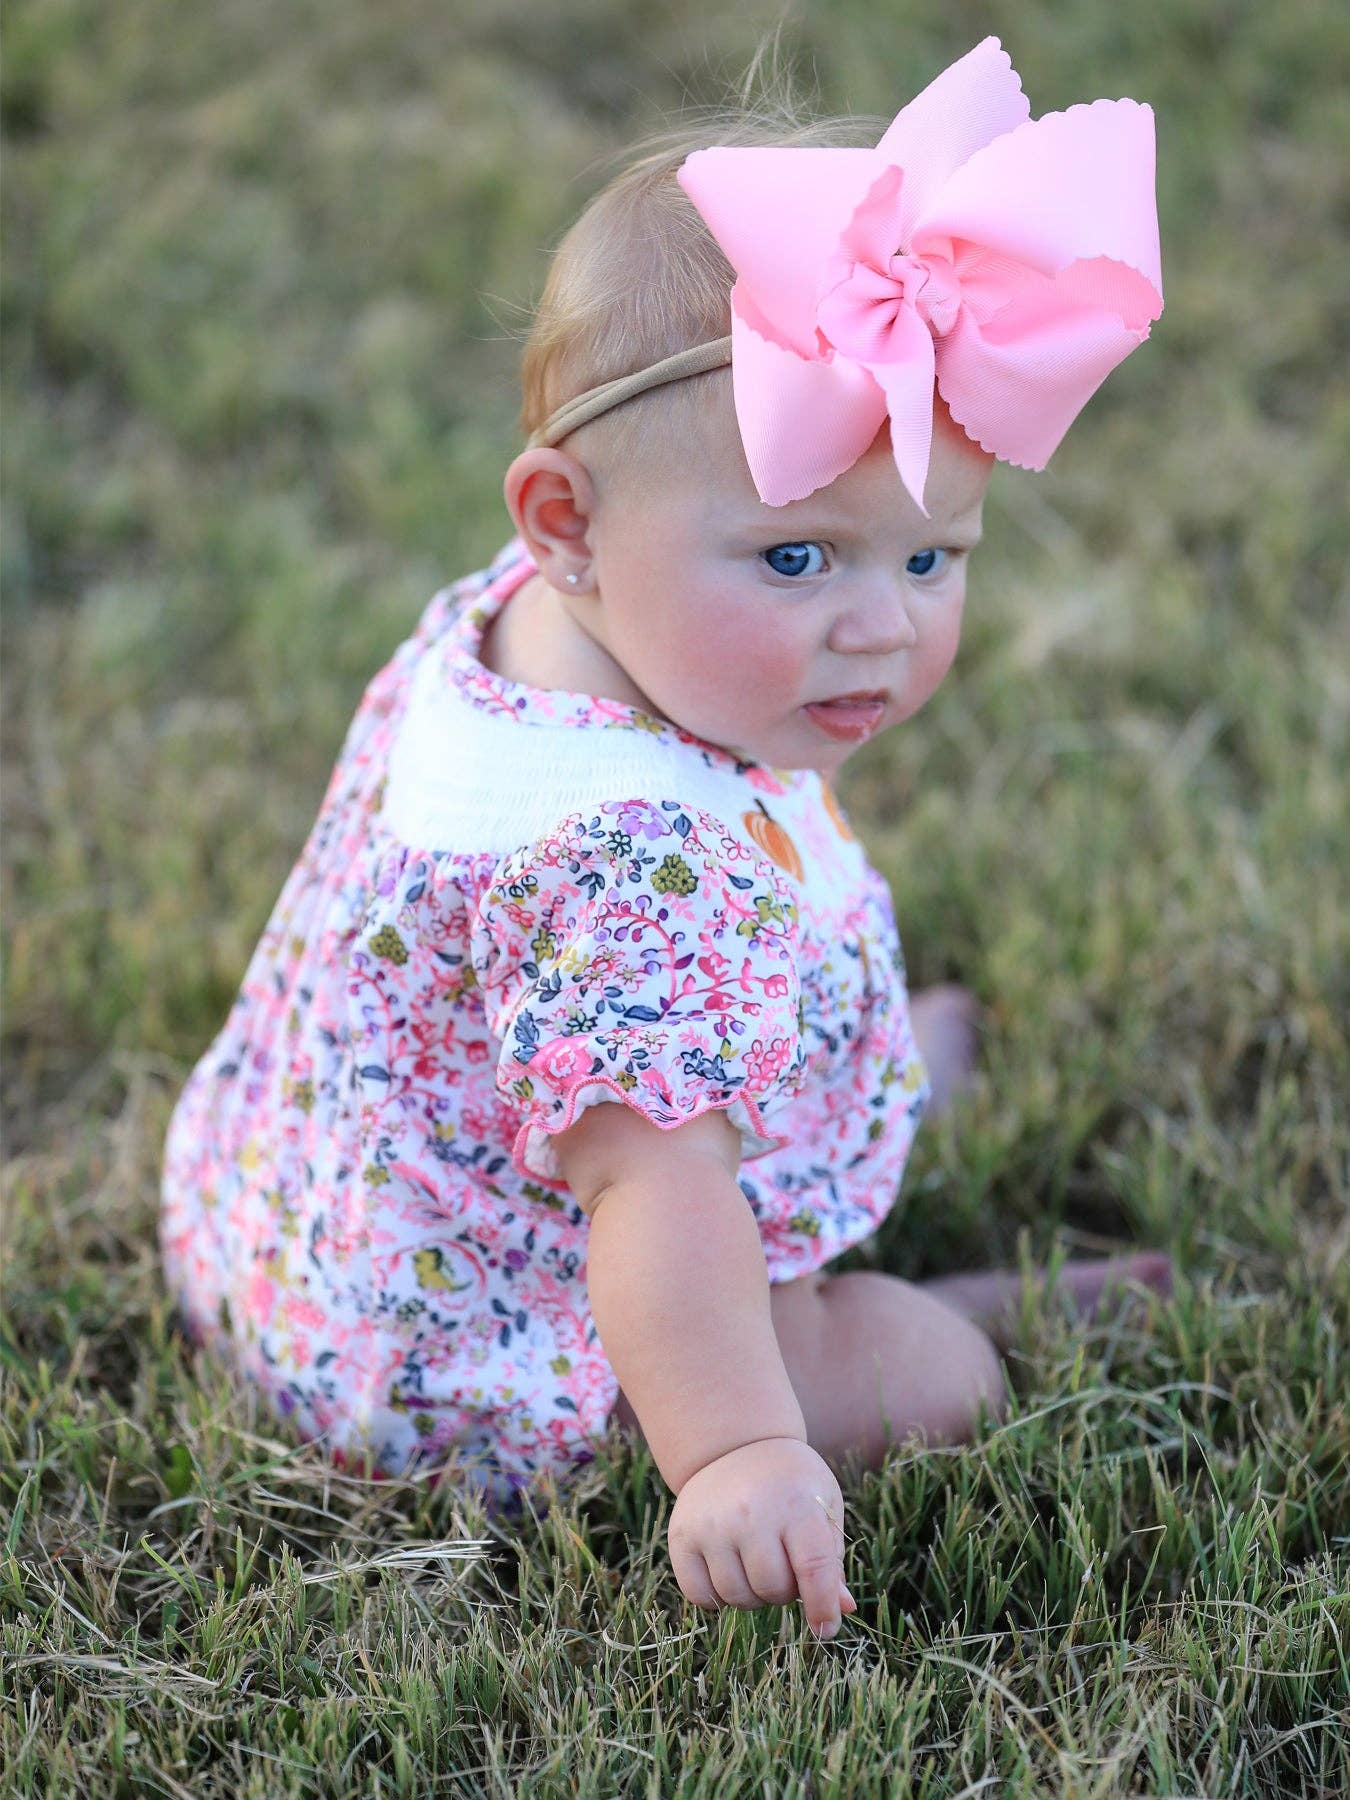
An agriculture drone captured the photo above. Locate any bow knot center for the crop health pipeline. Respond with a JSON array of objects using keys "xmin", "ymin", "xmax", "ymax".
[
  {"xmin": 817, "ymin": 248, "xmax": 962, "ymax": 365},
  {"xmin": 886, "ymin": 252, "xmax": 961, "ymax": 336}
]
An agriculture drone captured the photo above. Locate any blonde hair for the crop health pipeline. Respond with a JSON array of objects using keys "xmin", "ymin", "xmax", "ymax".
[{"xmin": 515, "ymin": 44, "xmax": 890, "ymax": 482}]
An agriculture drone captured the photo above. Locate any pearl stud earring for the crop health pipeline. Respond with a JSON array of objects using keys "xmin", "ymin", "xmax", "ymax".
[{"xmin": 565, "ymin": 573, "xmax": 580, "ymax": 586}]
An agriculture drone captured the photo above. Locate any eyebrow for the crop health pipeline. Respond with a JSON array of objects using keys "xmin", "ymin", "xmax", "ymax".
[
  {"xmin": 707, "ymin": 466, "xmax": 989, "ymax": 537},
  {"xmin": 723, "ymin": 510, "xmax": 984, "ymax": 546}
]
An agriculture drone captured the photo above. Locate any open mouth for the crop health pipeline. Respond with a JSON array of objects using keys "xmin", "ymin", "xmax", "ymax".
[{"xmin": 803, "ymin": 695, "xmax": 887, "ymax": 741}]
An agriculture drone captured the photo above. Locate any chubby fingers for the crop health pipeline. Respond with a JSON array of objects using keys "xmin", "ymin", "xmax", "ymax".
[
  {"xmin": 782, "ymin": 1512, "xmax": 852, "ymax": 1639},
  {"xmin": 670, "ymin": 1541, "xmax": 767, "ymax": 1614},
  {"xmin": 670, "ymin": 1515, "xmax": 856, "ymax": 1635},
  {"xmin": 669, "ymin": 1541, "xmax": 721, "ymax": 1613}
]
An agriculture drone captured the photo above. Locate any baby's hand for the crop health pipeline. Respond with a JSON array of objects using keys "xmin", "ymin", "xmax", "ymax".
[{"xmin": 667, "ymin": 1437, "xmax": 857, "ymax": 1639}]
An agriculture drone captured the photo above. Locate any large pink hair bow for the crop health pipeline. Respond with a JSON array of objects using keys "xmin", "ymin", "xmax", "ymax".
[{"xmin": 677, "ymin": 37, "xmax": 1164, "ymax": 515}]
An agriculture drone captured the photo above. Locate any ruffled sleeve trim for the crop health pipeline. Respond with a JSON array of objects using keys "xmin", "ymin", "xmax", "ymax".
[{"xmin": 508, "ymin": 1077, "xmax": 793, "ymax": 1187}]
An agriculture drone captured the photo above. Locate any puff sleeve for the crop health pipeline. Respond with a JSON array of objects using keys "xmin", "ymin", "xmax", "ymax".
[{"xmin": 469, "ymin": 799, "xmax": 809, "ymax": 1185}]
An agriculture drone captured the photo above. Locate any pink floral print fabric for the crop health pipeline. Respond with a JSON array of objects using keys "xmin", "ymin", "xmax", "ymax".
[
  {"xmin": 160, "ymin": 538, "xmax": 930, "ymax": 1515},
  {"xmin": 470, "ymin": 801, "xmax": 809, "ymax": 1183}
]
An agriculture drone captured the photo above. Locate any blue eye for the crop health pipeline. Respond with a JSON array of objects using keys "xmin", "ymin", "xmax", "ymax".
[
  {"xmin": 762, "ymin": 542, "xmax": 827, "ymax": 578},
  {"xmin": 907, "ymin": 548, "xmax": 949, "ymax": 579}
]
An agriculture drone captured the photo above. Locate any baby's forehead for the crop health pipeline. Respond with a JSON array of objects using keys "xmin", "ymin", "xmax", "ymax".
[{"xmin": 682, "ymin": 400, "xmax": 991, "ymax": 532}]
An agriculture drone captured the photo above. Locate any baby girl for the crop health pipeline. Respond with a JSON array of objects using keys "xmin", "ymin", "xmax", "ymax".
[{"xmin": 160, "ymin": 39, "xmax": 1169, "ymax": 1642}]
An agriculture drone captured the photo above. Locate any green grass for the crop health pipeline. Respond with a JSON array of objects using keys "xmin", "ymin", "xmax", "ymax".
[{"xmin": 3, "ymin": 1, "xmax": 1348, "ymax": 1793}]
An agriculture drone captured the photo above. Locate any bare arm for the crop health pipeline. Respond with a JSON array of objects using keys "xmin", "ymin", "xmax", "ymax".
[{"xmin": 554, "ymin": 1104, "xmax": 807, "ymax": 1494}]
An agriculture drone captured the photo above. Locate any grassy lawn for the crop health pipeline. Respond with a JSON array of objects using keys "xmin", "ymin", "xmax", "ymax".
[{"xmin": 2, "ymin": 1, "xmax": 1347, "ymax": 1793}]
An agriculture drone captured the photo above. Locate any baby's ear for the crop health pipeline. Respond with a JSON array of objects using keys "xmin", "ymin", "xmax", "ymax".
[{"xmin": 503, "ymin": 447, "xmax": 597, "ymax": 584}]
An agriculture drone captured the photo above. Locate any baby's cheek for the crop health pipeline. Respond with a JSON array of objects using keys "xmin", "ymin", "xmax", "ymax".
[
  {"xmin": 906, "ymin": 607, "xmax": 963, "ymax": 712},
  {"xmin": 690, "ymin": 615, "xmax": 799, "ymax": 706},
  {"xmin": 929, "ymin": 613, "xmax": 964, "ymax": 689},
  {"xmin": 721, "ymin": 615, "xmax": 802, "ymax": 692}
]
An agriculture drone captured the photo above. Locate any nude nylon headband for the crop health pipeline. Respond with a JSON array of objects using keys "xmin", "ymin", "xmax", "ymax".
[{"xmin": 525, "ymin": 336, "xmax": 733, "ymax": 449}]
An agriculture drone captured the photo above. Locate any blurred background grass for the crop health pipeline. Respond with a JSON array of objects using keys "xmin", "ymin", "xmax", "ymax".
[{"xmin": 2, "ymin": 2, "xmax": 1348, "ymax": 1794}]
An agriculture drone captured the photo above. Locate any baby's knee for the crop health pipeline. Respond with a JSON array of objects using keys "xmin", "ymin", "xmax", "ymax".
[
  {"xmin": 892, "ymin": 1283, "xmax": 1006, "ymax": 1445},
  {"xmin": 933, "ymin": 1319, "xmax": 1006, "ymax": 1441},
  {"xmin": 813, "ymin": 1271, "xmax": 1007, "ymax": 1462}
]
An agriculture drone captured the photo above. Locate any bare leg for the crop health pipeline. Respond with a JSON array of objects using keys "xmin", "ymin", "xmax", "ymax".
[
  {"xmin": 922, "ymin": 1251, "xmax": 1174, "ymax": 1351},
  {"xmin": 795, "ymin": 1270, "xmax": 1007, "ymax": 1470},
  {"xmin": 908, "ymin": 984, "xmax": 980, "ymax": 1115},
  {"xmin": 773, "ymin": 1255, "xmax": 1171, "ymax": 1472}
]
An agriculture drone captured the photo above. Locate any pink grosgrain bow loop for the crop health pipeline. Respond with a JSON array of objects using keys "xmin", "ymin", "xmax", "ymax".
[{"xmin": 676, "ymin": 36, "xmax": 1164, "ymax": 516}]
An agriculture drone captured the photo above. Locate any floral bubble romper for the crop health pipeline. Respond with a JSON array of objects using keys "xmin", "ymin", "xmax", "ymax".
[{"xmin": 160, "ymin": 537, "xmax": 930, "ymax": 1512}]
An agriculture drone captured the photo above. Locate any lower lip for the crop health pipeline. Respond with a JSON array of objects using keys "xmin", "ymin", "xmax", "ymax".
[{"xmin": 804, "ymin": 700, "xmax": 886, "ymax": 741}]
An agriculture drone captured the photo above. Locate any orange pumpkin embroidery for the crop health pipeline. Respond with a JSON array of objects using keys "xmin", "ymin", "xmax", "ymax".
[
  {"xmin": 742, "ymin": 800, "xmax": 804, "ymax": 881},
  {"xmin": 820, "ymin": 780, "xmax": 856, "ymax": 843}
]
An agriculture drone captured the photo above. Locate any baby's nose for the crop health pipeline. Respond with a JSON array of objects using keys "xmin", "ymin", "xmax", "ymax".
[{"xmin": 830, "ymin": 581, "xmax": 919, "ymax": 655}]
